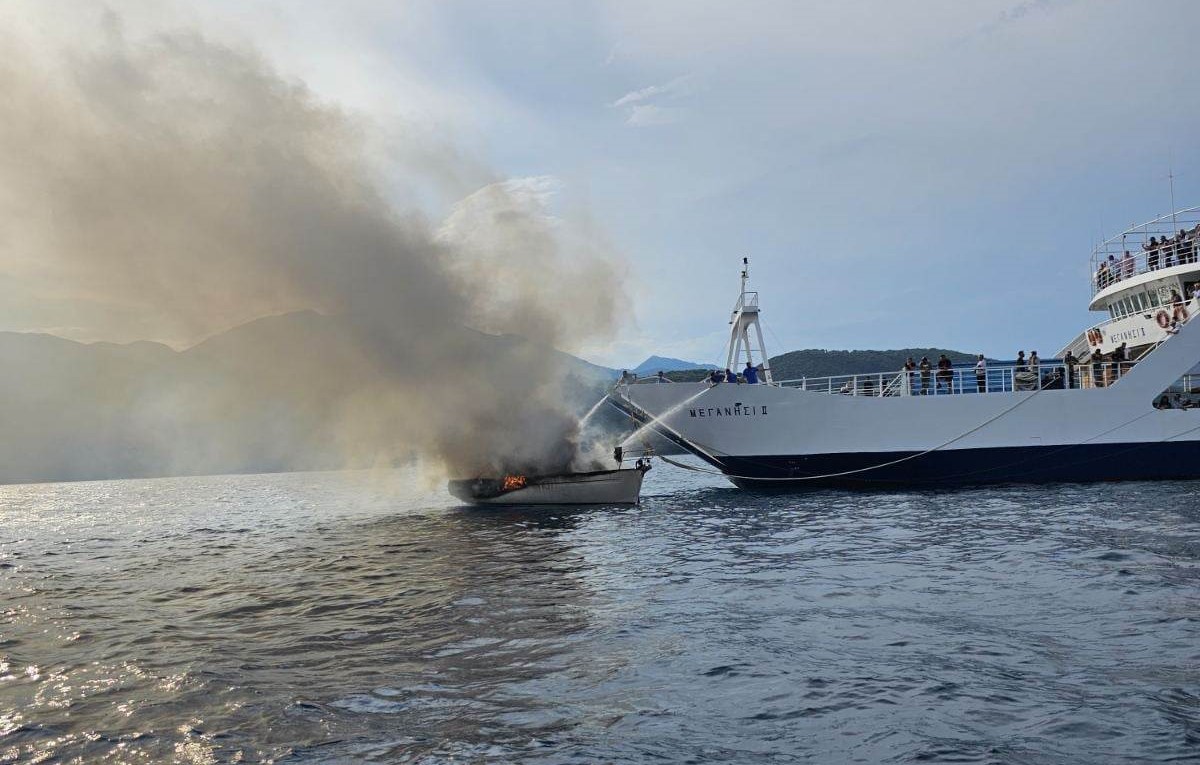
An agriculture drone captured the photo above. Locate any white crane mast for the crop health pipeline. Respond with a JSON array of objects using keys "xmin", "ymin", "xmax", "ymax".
[{"xmin": 724, "ymin": 257, "xmax": 773, "ymax": 383}]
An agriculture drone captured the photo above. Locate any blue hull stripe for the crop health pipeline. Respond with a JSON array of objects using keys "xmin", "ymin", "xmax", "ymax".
[{"xmin": 717, "ymin": 442, "xmax": 1200, "ymax": 488}]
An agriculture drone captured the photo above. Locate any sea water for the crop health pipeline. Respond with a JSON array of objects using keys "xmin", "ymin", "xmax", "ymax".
[{"xmin": 1, "ymin": 463, "xmax": 1198, "ymax": 763}]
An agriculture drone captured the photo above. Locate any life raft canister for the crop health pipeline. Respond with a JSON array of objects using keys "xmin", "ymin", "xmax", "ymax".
[{"xmin": 1156, "ymin": 310, "xmax": 1171, "ymax": 329}]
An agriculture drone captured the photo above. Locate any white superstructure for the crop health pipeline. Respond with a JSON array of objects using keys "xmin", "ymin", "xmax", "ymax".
[{"xmin": 610, "ymin": 210, "xmax": 1200, "ymax": 488}]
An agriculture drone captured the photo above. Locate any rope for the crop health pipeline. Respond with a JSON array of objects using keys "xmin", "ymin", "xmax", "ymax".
[
  {"xmin": 660, "ymin": 392, "xmax": 1200, "ymax": 483},
  {"xmin": 1162, "ymin": 415, "xmax": 1200, "ymax": 442},
  {"xmin": 650, "ymin": 383, "xmax": 1054, "ymax": 482},
  {"xmin": 922, "ymin": 408, "xmax": 1157, "ymax": 482}
]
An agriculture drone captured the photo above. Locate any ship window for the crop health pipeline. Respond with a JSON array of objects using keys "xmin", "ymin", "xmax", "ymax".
[{"xmin": 1149, "ymin": 290, "xmax": 1161, "ymax": 307}]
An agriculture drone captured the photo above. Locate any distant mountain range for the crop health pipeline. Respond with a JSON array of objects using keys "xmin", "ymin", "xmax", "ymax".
[
  {"xmin": 0, "ymin": 311, "xmax": 612, "ymax": 485},
  {"xmin": 654, "ymin": 347, "xmax": 977, "ymax": 382},
  {"xmin": 630, "ymin": 355, "xmax": 717, "ymax": 376},
  {"xmin": 767, "ymin": 348, "xmax": 978, "ymax": 381},
  {"xmin": 0, "ymin": 314, "xmax": 979, "ymax": 484}
]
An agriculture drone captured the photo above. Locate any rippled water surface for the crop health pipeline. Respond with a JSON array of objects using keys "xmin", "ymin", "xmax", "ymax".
[{"xmin": 2, "ymin": 465, "xmax": 1199, "ymax": 763}]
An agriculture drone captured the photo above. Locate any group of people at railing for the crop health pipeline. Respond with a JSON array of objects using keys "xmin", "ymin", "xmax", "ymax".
[
  {"xmin": 1095, "ymin": 224, "xmax": 1200, "ymax": 289},
  {"xmin": 894, "ymin": 346, "xmax": 1138, "ymax": 396},
  {"xmin": 1154, "ymin": 390, "xmax": 1197, "ymax": 410},
  {"xmin": 617, "ymin": 361, "xmax": 765, "ymax": 386},
  {"xmin": 705, "ymin": 362, "xmax": 762, "ymax": 385}
]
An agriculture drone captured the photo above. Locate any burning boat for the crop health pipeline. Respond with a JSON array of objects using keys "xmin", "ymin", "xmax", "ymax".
[{"xmin": 448, "ymin": 460, "xmax": 651, "ymax": 505}]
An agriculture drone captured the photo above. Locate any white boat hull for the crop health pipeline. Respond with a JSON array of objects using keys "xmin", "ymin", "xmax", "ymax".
[{"xmin": 448, "ymin": 468, "xmax": 647, "ymax": 505}]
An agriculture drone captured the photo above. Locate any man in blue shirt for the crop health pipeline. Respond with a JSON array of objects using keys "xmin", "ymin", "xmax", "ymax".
[{"xmin": 743, "ymin": 362, "xmax": 759, "ymax": 384}]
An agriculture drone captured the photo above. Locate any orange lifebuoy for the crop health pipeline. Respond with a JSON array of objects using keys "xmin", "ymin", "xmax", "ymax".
[
  {"xmin": 1156, "ymin": 310, "xmax": 1171, "ymax": 328},
  {"xmin": 1173, "ymin": 304, "xmax": 1190, "ymax": 323}
]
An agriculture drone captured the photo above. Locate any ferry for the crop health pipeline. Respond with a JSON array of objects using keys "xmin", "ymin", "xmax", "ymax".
[{"xmin": 609, "ymin": 207, "xmax": 1200, "ymax": 488}]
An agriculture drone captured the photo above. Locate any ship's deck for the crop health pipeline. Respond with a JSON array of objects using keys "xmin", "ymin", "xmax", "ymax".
[
  {"xmin": 773, "ymin": 361, "xmax": 1131, "ymax": 397},
  {"xmin": 1091, "ymin": 207, "xmax": 1200, "ymax": 295},
  {"xmin": 629, "ymin": 359, "xmax": 1199, "ymax": 400}
]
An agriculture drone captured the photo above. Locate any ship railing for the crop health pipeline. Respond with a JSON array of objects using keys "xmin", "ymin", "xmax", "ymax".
[
  {"xmin": 1091, "ymin": 207, "xmax": 1200, "ymax": 296},
  {"xmin": 618, "ymin": 360, "xmax": 1190, "ymax": 396},
  {"xmin": 1162, "ymin": 374, "xmax": 1200, "ymax": 402},
  {"xmin": 773, "ymin": 361, "xmax": 1144, "ymax": 396},
  {"xmin": 733, "ymin": 291, "xmax": 759, "ymax": 312}
]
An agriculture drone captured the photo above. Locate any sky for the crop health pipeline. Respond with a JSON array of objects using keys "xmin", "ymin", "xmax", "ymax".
[{"xmin": 4, "ymin": 0, "xmax": 1200, "ymax": 367}]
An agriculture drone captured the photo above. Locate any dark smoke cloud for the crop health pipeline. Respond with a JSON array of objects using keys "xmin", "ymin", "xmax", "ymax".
[{"xmin": 0, "ymin": 13, "xmax": 624, "ymax": 480}]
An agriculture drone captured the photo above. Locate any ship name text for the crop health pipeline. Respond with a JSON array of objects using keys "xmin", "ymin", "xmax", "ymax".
[{"xmin": 689, "ymin": 403, "xmax": 768, "ymax": 418}]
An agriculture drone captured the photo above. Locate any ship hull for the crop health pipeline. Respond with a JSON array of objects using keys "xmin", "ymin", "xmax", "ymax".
[
  {"xmin": 448, "ymin": 468, "xmax": 647, "ymax": 505},
  {"xmin": 613, "ymin": 318, "xmax": 1200, "ymax": 489},
  {"xmin": 714, "ymin": 441, "xmax": 1200, "ymax": 489}
]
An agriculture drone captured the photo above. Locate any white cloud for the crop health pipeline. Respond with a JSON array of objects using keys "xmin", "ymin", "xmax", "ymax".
[
  {"xmin": 611, "ymin": 74, "xmax": 696, "ymax": 108},
  {"xmin": 611, "ymin": 74, "xmax": 696, "ymax": 126},
  {"xmin": 625, "ymin": 104, "xmax": 685, "ymax": 127}
]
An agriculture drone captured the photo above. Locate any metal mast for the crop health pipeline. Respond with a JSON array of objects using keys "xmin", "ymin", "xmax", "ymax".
[{"xmin": 724, "ymin": 257, "xmax": 773, "ymax": 383}]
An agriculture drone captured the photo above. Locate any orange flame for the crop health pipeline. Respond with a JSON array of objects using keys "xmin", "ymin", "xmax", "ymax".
[{"xmin": 502, "ymin": 475, "xmax": 527, "ymax": 491}]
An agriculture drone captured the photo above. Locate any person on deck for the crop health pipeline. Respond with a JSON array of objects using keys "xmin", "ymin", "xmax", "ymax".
[
  {"xmin": 656, "ymin": 371, "xmax": 673, "ymax": 383},
  {"xmin": 1091, "ymin": 350, "xmax": 1106, "ymax": 388},
  {"xmin": 1015, "ymin": 351, "xmax": 1027, "ymax": 373},
  {"xmin": 974, "ymin": 354, "xmax": 987, "ymax": 393},
  {"xmin": 936, "ymin": 354, "xmax": 953, "ymax": 394},
  {"xmin": 1107, "ymin": 254, "xmax": 1119, "ymax": 282},
  {"xmin": 903, "ymin": 357, "xmax": 917, "ymax": 395},
  {"xmin": 1063, "ymin": 350, "xmax": 1078, "ymax": 388},
  {"xmin": 708, "ymin": 369, "xmax": 723, "ymax": 384},
  {"xmin": 725, "ymin": 368, "xmax": 737, "ymax": 384},
  {"xmin": 1146, "ymin": 237, "xmax": 1160, "ymax": 271},
  {"xmin": 1029, "ymin": 351, "xmax": 1040, "ymax": 374},
  {"xmin": 1112, "ymin": 343, "xmax": 1128, "ymax": 379},
  {"xmin": 1178, "ymin": 230, "xmax": 1194, "ymax": 265},
  {"xmin": 1122, "ymin": 250, "xmax": 1135, "ymax": 279},
  {"xmin": 918, "ymin": 356, "xmax": 932, "ymax": 395},
  {"xmin": 743, "ymin": 362, "xmax": 759, "ymax": 384}
]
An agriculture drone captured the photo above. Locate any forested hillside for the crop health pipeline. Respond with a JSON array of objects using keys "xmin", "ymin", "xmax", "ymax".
[{"xmin": 767, "ymin": 348, "xmax": 979, "ymax": 380}]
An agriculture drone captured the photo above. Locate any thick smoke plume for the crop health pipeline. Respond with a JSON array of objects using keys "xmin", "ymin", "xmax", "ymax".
[{"xmin": 0, "ymin": 14, "xmax": 624, "ymax": 481}]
